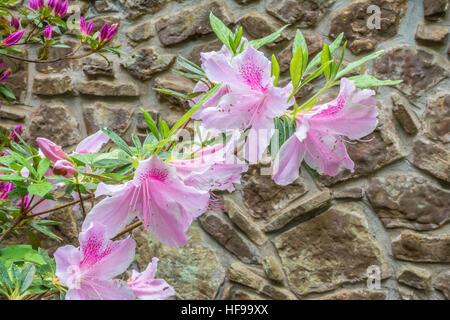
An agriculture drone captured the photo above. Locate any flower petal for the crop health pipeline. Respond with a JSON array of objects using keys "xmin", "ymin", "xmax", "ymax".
[
  {"xmin": 75, "ymin": 130, "xmax": 109, "ymax": 154},
  {"xmin": 272, "ymin": 135, "xmax": 305, "ymax": 186}
]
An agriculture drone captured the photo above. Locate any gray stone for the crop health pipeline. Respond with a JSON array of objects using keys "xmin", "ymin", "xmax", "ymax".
[
  {"xmin": 266, "ymin": 0, "xmax": 335, "ymax": 27},
  {"xmin": 83, "ymin": 103, "xmax": 134, "ymax": 137},
  {"xmin": 434, "ymin": 270, "xmax": 450, "ymax": 299},
  {"xmin": 320, "ymin": 289, "xmax": 387, "ymax": 300},
  {"xmin": 391, "ymin": 93, "xmax": 420, "ymax": 135},
  {"xmin": 423, "ymin": 0, "xmax": 448, "ymax": 21},
  {"xmin": 421, "ymin": 93, "xmax": 450, "ymax": 145},
  {"xmin": 153, "ymin": 73, "xmax": 195, "ymax": 111},
  {"xmin": 32, "ymin": 75, "xmax": 73, "ymax": 96},
  {"xmin": 415, "ymin": 21, "xmax": 449, "ymax": 45},
  {"xmin": 397, "ymin": 266, "xmax": 432, "ymax": 291},
  {"xmin": 239, "ymin": 12, "xmax": 285, "ymax": 47},
  {"xmin": 126, "ymin": 21, "xmax": 154, "ymax": 46},
  {"xmin": 82, "ymin": 57, "xmax": 114, "ymax": 78},
  {"xmin": 119, "ymin": 0, "xmax": 166, "ymax": 20},
  {"xmin": 411, "ymin": 138, "xmax": 450, "ymax": 183},
  {"xmin": 74, "ymin": 80, "xmax": 140, "ymax": 97}
]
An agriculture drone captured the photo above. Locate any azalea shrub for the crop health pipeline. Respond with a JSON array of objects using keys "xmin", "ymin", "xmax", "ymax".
[{"xmin": 0, "ymin": 10, "xmax": 401, "ymax": 300}]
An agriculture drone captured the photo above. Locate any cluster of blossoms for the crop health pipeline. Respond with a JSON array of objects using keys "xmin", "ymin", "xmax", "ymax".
[
  {"xmin": 0, "ymin": 13, "xmax": 399, "ymax": 300},
  {"xmin": 29, "ymin": 0, "xmax": 69, "ymax": 17}
]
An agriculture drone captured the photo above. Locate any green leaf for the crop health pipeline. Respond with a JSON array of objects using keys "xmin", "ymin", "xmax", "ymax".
[
  {"xmin": 24, "ymin": 229, "xmax": 41, "ymax": 250},
  {"xmin": 9, "ymin": 151, "xmax": 37, "ymax": 178},
  {"xmin": 28, "ymin": 182, "xmax": 53, "ymax": 197},
  {"xmin": 0, "ymin": 175, "xmax": 29, "ymax": 182},
  {"xmin": 141, "ymin": 109, "xmax": 160, "ymax": 141},
  {"xmin": 336, "ymin": 50, "xmax": 384, "ymax": 79},
  {"xmin": 0, "ymin": 260, "xmax": 12, "ymax": 291},
  {"xmin": 210, "ymin": 12, "xmax": 234, "ymax": 50},
  {"xmin": 101, "ymin": 128, "xmax": 133, "ymax": 156},
  {"xmin": 132, "ymin": 134, "xmax": 143, "ymax": 155},
  {"xmin": 306, "ymin": 32, "xmax": 343, "ymax": 73},
  {"xmin": 290, "ymin": 46, "xmax": 303, "ymax": 88},
  {"xmin": 169, "ymin": 83, "xmax": 223, "ymax": 135},
  {"xmin": 293, "ymin": 29, "xmax": 308, "ymax": 57},
  {"xmin": 19, "ymin": 264, "xmax": 35, "ymax": 294},
  {"xmin": 348, "ymin": 75, "xmax": 403, "ymax": 89},
  {"xmin": 0, "ymin": 245, "xmax": 45, "ymax": 266},
  {"xmin": 29, "ymin": 222, "xmax": 61, "ymax": 242},
  {"xmin": 154, "ymin": 88, "xmax": 189, "ymax": 101},
  {"xmin": 0, "ymin": 85, "xmax": 16, "ymax": 100},
  {"xmin": 321, "ymin": 43, "xmax": 331, "ymax": 81},
  {"xmin": 249, "ymin": 25, "xmax": 289, "ymax": 49},
  {"xmin": 37, "ymin": 158, "xmax": 51, "ymax": 180},
  {"xmin": 271, "ymin": 55, "xmax": 280, "ymax": 86}
]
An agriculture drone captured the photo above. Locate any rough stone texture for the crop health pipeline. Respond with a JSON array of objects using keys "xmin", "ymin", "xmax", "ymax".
[
  {"xmin": 126, "ymin": 21, "xmax": 154, "ymax": 46},
  {"xmin": 421, "ymin": 93, "xmax": 450, "ymax": 145},
  {"xmin": 273, "ymin": 203, "xmax": 389, "ymax": 296},
  {"xmin": 154, "ymin": 73, "xmax": 195, "ymax": 111},
  {"xmin": 83, "ymin": 103, "xmax": 134, "ymax": 137},
  {"xmin": 332, "ymin": 187, "xmax": 363, "ymax": 200},
  {"xmin": 266, "ymin": 0, "xmax": 335, "ymax": 27},
  {"xmin": 74, "ymin": 80, "xmax": 140, "ymax": 97},
  {"xmin": 32, "ymin": 75, "xmax": 73, "ymax": 96},
  {"xmin": 423, "ymin": 0, "xmax": 449, "ymax": 21},
  {"xmin": 320, "ymin": 104, "xmax": 404, "ymax": 186},
  {"xmin": 3, "ymin": 54, "xmax": 28, "ymax": 103},
  {"xmin": 120, "ymin": 0, "xmax": 167, "ymax": 20},
  {"xmin": 329, "ymin": 0, "xmax": 407, "ymax": 54},
  {"xmin": 121, "ymin": 46, "xmax": 176, "ymax": 81},
  {"xmin": 28, "ymin": 105, "xmax": 81, "ymax": 148},
  {"xmin": 397, "ymin": 266, "xmax": 432, "ymax": 291},
  {"xmin": 155, "ymin": 1, "xmax": 235, "ymax": 46},
  {"xmin": 262, "ymin": 256, "xmax": 285, "ymax": 283},
  {"xmin": 366, "ymin": 174, "xmax": 450, "ymax": 231},
  {"xmin": 434, "ymin": 271, "xmax": 450, "ymax": 299},
  {"xmin": 82, "ymin": 57, "xmax": 114, "ymax": 78},
  {"xmin": 186, "ymin": 40, "xmax": 223, "ymax": 66},
  {"xmin": 239, "ymin": 12, "xmax": 285, "ymax": 47},
  {"xmin": 415, "ymin": 21, "xmax": 449, "ymax": 45},
  {"xmin": 199, "ymin": 211, "xmax": 261, "ymax": 264},
  {"xmin": 226, "ymin": 262, "xmax": 297, "ymax": 299},
  {"xmin": 411, "ymin": 138, "xmax": 450, "ymax": 183},
  {"xmin": 133, "ymin": 224, "xmax": 225, "ymax": 300},
  {"xmin": 373, "ymin": 46, "xmax": 449, "ymax": 99},
  {"xmin": 36, "ymin": 41, "xmax": 80, "ymax": 73},
  {"xmin": 392, "ymin": 231, "xmax": 450, "ymax": 263},
  {"xmin": 319, "ymin": 289, "xmax": 387, "ymax": 300},
  {"xmin": 391, "ymin": 93, "xmax": 420, "ymax": 135}
]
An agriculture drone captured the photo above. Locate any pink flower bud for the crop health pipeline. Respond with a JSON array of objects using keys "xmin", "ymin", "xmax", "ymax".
[
  {"xmin": 47, "ymin": 0, "xmax": 55, "ymax": 9},
  {"xmin": 10, "ymin": 17, "xmax": 20, "ymax": 30},
  {"xmin": 53, "ymin": 0, "xmax": 61, "ymax": 14},
  {"xmin": 86, "ymin": 21, "xmax": 93, "ymax": 35},
  {"xmin": 9, "ymin": 124, "xmax": 22, "ymax": 142},
  {"xmin": 2, "ymin": 30, "xmax": 24, "ymax": 46},
  {"xmin": 105, "ymin": 24, "xmax": 118, "ymax": 41},
  {"xmin": 0, "ymin": 70, "xmax": 10, "ymax": 82},
  {"xmin": 44, "ymin": 25, "xmax": 52, "ymax": 39},
  {"xmin": 53, "ymin": 159, "xmax": 75, "ymax": 178},
  {"xmin": 38, "ymin": 0, "xmax": 44, "ymax": 8},
  {"xmin": 98, "ymin": 23, "xmax": 108, "ymax": 41},
  {"xmin": 17, "ymin": 194, "xmax": 31, "ymax": 209},
  {"xmin": 57, "ymin": 0, "xmax": 68, "ymax": 17},
  {"xmin": 36, "ymin": 137, "xmax": 68, "ymax": 162},
  {"xmin": 29, "ymin": 0, "xmax": 38, "ymax": 10}
]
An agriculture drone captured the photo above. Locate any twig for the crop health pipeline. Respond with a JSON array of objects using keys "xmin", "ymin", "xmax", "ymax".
[
  {"xmin": 112, "ymin": 221, "xmax": 143, "ymax": 241},
  {"xmin": 26, "ymin": 196, "xmax": 93, "ymax": 218},
  {"xmin": 0, "ymin": 51, "xmax": 94, "ymax": 64},
  {"xmin": 0, "ymin": 196, "xmax": 25, "ymax": 243},
  {"xmin": 76, "ymin": 183, "xmax": 86, "ymax": 217}
]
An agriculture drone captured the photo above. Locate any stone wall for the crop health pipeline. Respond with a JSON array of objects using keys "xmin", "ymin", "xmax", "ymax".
[{"xmin": 1, "ymin": 0, "xmax": 449, "ymax": 300}]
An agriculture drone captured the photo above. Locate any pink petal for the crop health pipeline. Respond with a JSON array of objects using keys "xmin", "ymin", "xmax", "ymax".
[
  {"xmin": 272, "ymin": 135, "xmax": 305, "ymax": 186},
  {"xmin": 54, "ymin": 245, "xmax": 83, "ymax": 287},
  {"xmin": 66, "ymin": 279, "xmax": 135, "ymax": 300},
  {"xmin": 75, "ymin": 130, "xmax": 110, "ymax": 154}
]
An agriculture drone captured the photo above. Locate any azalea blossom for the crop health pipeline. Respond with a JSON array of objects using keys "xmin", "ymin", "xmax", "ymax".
[
  {"xmin": 195, "ymin": 44, "xmax": 293, "ymax": 162},
  {"xmin": 43, "ymin": 25, "xmax": 52, "ymax": 40},
  {"xmin": 128, "ymin": 258, "xmax": 175, "ymax": 300},
  {"xmin": 169, "ymin": 130, "xmax": 247, "ymax": 193},
  {"xmin": 272, "ymin": 78, "xmax": 378, "ymax": 185},
  {"xmin": 2, "ymin": 30, "xmax": 24, "ymax": 46},
  {"xmin": 79, "ymin": 17, "xmax": 94, "ymax": 37},
  {"xmin": 9, "ymin": 124, "xmax": 22, "ymax": 143},
  {"xmin": 82, "ymin": 155, "xmax": 210, "ymax": 247},
  {"xmin": 53, "ymin": 159, "xmax": 76, "ymax": 178},
  {"xmin": 54, "ymin": 222, "xmax": 136, "ymax": 300}
]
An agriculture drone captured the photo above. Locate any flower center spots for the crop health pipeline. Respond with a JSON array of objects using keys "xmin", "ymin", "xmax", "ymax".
[
  {"xmin": 317, "ymin": 95, "xmax": 346, "ymax": 117},
  {"xmin": 81, "ymin": 234, "xmax": 116, "ymax": 267},
  {"xmin": 239, "ymin": 59, "xmax": 263, "ymax": 91},
  {"xmin": 138, "ymin": 168, "xmax": 168, "ymax": 183}
]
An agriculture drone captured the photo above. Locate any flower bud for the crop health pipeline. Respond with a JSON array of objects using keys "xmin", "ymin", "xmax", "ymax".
[
  {"xmin": 2, "ymin": 30, "xmax": 25, "ymax": 46},
  {"xmin": 44, "ymin": 25, "xmax": 52, "ymax": 39},
  {"xmin": 53, "ymin": 159, "xmax": 76, "ymax": 178},
  {"xmin": 36, "ymin": 137, "xmax": 68, "ymax": 162}
]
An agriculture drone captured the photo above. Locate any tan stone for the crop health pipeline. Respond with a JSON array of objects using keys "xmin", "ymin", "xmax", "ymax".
[
  {"xmin": 320, "ymin": 289, "xmax": 387, "ymax": 300},
  {"xmin": 392, "ymin": 231, "xmax": 450, "ymax": 263}
]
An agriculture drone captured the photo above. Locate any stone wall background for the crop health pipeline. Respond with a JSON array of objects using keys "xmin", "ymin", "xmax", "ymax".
[{"xmin": 0, "ymin": 0, "xmax": 449, "ymax": 300}]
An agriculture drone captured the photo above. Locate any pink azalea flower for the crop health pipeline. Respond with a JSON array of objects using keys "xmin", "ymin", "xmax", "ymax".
[
  {"xmin": 43, "ymin": 25, "xmax": 52, "ymax": 40},
  {"xmin": 53, "ymin": 159, "xmax": 76, "ymax": 178},
  {"xmin": 83, "ymin": 155, "xmax": 210, "ymax": 247},
  {"xmin": 128, "ymin": 257, "xmax": 175, "ymax": 300},
  {"xmin": 272, "ymin": 78, "xmax": 378, "ymax": 185},
  {"xmin": 9, "ymin": 124, "xmax": 22, "ymax": 143},
  {"xmin": 2, "ymin": 30, "xmax": 24, "ymax": 46},
  {"xmin": 54, "ymin": 222, "xmax": 136, "ymax": 300},
  {"xmin": 196, "ymin": 45, "xmax": 293, "ymax": 162},
  {"xmin": 170, "ymin": 130, "xmax": 247, "ymax": 192},
  {"xmin": 75, "ymin": 130, "xmax": 109, "ymax": 154},
  {"xmin": 36, "ymin": 137, "xmax": 68, "ymax": 163},
  {"xmin": 19, "ymin": 168, "xmax": 56, "ymax": 217}
]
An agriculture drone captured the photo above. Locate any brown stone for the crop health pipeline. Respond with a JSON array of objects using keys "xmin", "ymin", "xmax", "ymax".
[
  {"xmin": 434, "ymin": 270, "xmax": 450, "ymax": 299},
  {"xmin": 266, "ymin": 0, "xmax": 335, "ymax": 27},
  {"xmin": 0, "ymin": 105, "xmax": 27, "ymax": 121},
  {"xmin": 320, "ymin": 289, "xmax": 387, "ymax": 300},
  {"xmin": 423, "ymin": 0, "xmax": 448, "ymax": 21},
  {"xmin": 263, "ymin": 189, "xmax": 331, "ymax": 232},
  {"xmin": 199, "ymin": 211, "xmax": 261, "ymax": 264},
  {"xmin": 373, "ymin": 46, "xmax": 449, "ymax": 99},
  {"xmin": 95, "ymin": 0, "xmax": 119, "ymax": 12},
  {"xmin": 415, "ymin": 21, "xmax": 449, "ymax": 45},
  {"xmin": 329, "ymin": 0, "xmax": 407, "ymax": 54},
  {"xmin": 320, "ymin": 104, "xmax": 404, "ymax": 186},
  {"xmin": 273, "ymin": 203, "xmax": 389, "ymax": 296},
  {"xmin": 422, "ymin": 93, "xmax": 450, "ymax": 144},
  {"xmin": 366, "ymin": 174, "xmax": 450, "ymax": 231},
  {"xmin": 132, "ymin": 223, "xmax": 225, "ymax": 300},
  {"xmin": 36, "ymin": 41, "xmax": 80, "ymax": 73},
  {"xmin": 392, "ymin": 231, "xmax": 450, "ymax": 263},
  {"xmin": 277, "ymin": 32, "xmax": 324, "ymax": 73},
  {"xmin": 332, "ymin": 187, "xmax": 363, "ymax": 200},
  {"xmin": 262, "ymin": 256, "xmax": 284, "ymax": 283},
  {"xmin": 391, "ymin": 93, "xmax": 420, "ymax": 135},
  {"xmin": 222, "ymin": 195, "xmax": 267, "ymax": 246},
  {"xmin": 83, "ymin": 103, "xmax": 134, "ymax": 137},
  {"xmin": 155, "ymin": 1, "xmax": 235, "ymax": 46},
  {"xmin": 397, "ymin": 266, "xmax": 432, "ymax": 291},
  {"xmin": 186, "ymin": 40, "xmax": 223, "ymax": 66},
  {"xmin": 126, "ymin": 20, "xmax": 154, "ymax": 46},
  {"xmin": 28, "ymin": 105, "xmax": 81, "ymax": 148},
  {"xmin": 120, "ymin": 0, "xmax": 167, "ymax": 20},
  {"xmin": 411, "ymin": 138, "xmax": 450, "ymax": 183},
  {"xmin": 226, "ymin": 262, "xmax": 296, "ymax": 299},
  {"xmin": 32, "ymin": 75, "xmax": 73, "ymax": 96},
  {"xmin": 88, "ymin": 15, "xmax": 120, "ymax": 31},
  {"xmin": 241, "ymin": 168, "xmax": 309, "ymax": 221},
  {"xmin": 82, "ymin": 57, "xmax": 114, "ymax": 78},
  {"xmin": 74, "ymin": 80, "xmax": 140, "ymax": 97},
  {"xmin": 153, "ymin": 73, "xmax": 195, "ymax": 111},
  {"xmin": 233, "ymin": 289, "xmax": 266, "ymax": 300},
  {"xmin": 239, "ymin": 12, "xmax": 285, "ymax": 47},
  {"xmin": 2, "ymin": 53, "xmax": 28, "ymax": 103},
  {"xmin": 121, "ymin": 46, "xmax": 176, "ymax": 81}
]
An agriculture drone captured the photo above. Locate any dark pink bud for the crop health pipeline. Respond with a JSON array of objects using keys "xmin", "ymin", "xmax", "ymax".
[
  {"xmin": 38, "ymin": 0, "xmax": 44, "ymax": 8},
  {"xmin": 44, "ymin": 25, "xmax": 52, "ymax": 39},
  {"xmin": 47, "ymin": 0, "xmax": 55, "ymax": 9},
  {"xmin": 58, "ymin": 0, "xmax": 68, "ymax": 17},
  {"xmin": 86, "ymin": 21, "xmax": 93, "ymax": 35},
  {"xmin": 2, "ymin": 30, "xmax": 24, "ymax": 46},
  {"xmin": 80, "ymin": 16, "xmax": 86, "ymax": 33},
  {"xmin": 53, "ymin": 0, "xmax": 61, "ymax": 14},
  {"xmin": 0, "ymin": 70, "xmax": 10, "ymax": 81},
  {"xmin": 9, "ymin": 124, "xmax": 22, "ymax": 142},
  {"xmin": 98, "ymin": 23, "xmax": 108, "ymax": 41},
  {"xmin": 105, "ymin": 24, "xmax": 118, "ymax": 41},
  {"xmin": 29, "ymin": 0, "xmax": 38, "ymax": 10}
]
